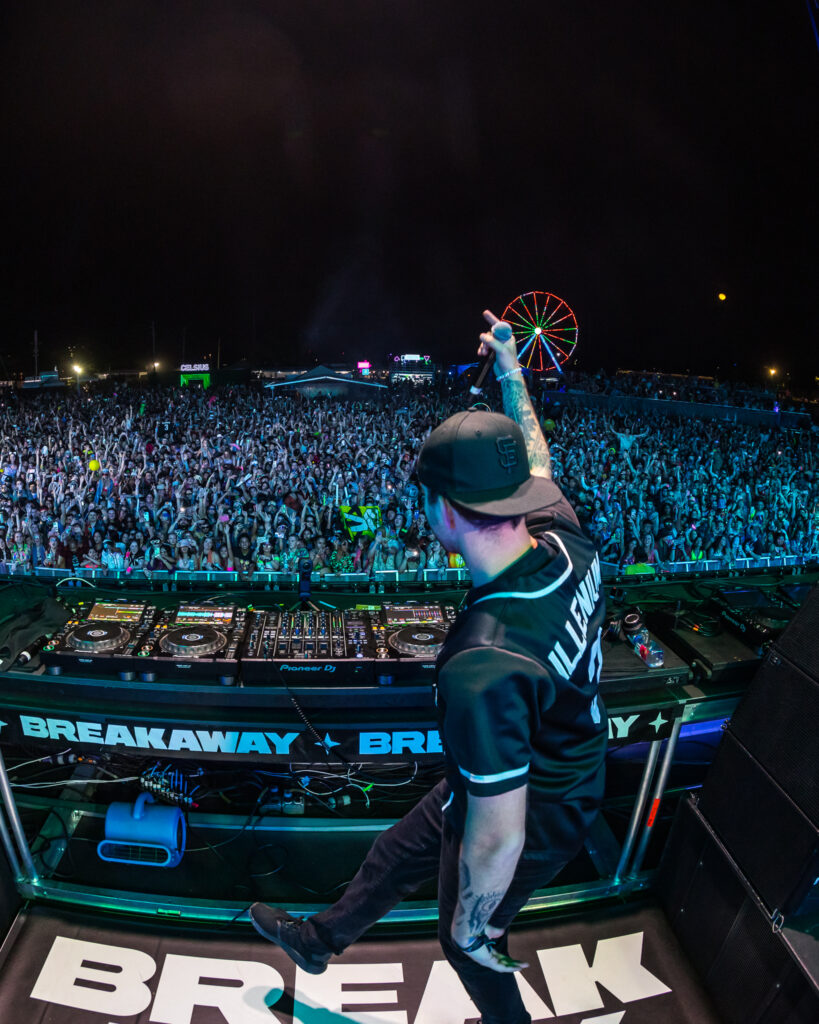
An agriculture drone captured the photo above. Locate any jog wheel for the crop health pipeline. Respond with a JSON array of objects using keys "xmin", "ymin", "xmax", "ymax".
[
  {"xmin": 387, "ymin": 625, "xmax": 447, "ymax": 658},
  {"xmin": 159, "ymin": 626, "xmax": 227, "ymax": 657},
  {"xmin": 67, "ymin": 623, "xmax": 130, "ymax": 653}
]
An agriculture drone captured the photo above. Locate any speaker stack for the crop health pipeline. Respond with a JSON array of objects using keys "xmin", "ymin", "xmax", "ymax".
[{"xmin": 657, "ymin": 586, "xmax": 819, "ymax": 1024}]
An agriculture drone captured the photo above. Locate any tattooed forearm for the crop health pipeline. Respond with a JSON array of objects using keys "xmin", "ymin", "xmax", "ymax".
[
  {"xmin": 452, "ymin": 788, "xmax": 527, "ymax": 950},
  {"xmin": 455, "ymin": 861, "xmax": 505, "ymax": 937},
  {"xmin": 501, "ymin": 376, "xmax": 552, "ymax": 478},
  {"xmin": 467, "ymin": 891, "xmax": 505, "ymax": 934}
]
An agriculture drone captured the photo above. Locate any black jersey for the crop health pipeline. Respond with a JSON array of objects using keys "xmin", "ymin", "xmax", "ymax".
[{"xmin": 435, "ymin": 494, "xmax": 608, "ymax": 858}]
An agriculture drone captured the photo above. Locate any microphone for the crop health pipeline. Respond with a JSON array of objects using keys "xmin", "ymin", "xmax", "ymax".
[
  {"xmin": 469, "ymin": 311, "xmax": 513, "ymax": 396},
  {"xmin": 16, "ymin": 640, "xmax": 45, "ymax": 665}
]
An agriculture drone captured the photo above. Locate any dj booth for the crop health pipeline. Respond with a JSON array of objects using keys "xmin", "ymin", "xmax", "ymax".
[{"xmin": 0, "ymin": 565, "xmax": 811, "ymax": 937}]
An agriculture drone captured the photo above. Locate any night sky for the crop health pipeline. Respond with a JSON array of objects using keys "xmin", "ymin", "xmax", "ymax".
[{"xmin": 2, "ymin": 2, "xmax": 817, "ymax": 383}]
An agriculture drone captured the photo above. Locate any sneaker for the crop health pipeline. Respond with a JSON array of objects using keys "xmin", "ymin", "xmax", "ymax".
[{"xmin": 249, "ymin": 903, "xmax": 331, "ymax": 975}]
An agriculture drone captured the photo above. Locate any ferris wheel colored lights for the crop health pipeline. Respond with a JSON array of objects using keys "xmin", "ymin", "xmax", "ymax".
[{"xmin": 501, "ymin": 291, "xmax": 579, "ymax": 374}]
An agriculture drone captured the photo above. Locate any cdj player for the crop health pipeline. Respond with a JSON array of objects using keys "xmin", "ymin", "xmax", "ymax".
[
  {"xmin": 131, "ymin": 604, "xmax": 248, "ymax": 685},
  {"xmin": 374, "ymin": 603, "xmax": 456, "ymax": 683},
  {"xmin": 42, "ymin": 602, "xmax": 157, "ymax": 679}
]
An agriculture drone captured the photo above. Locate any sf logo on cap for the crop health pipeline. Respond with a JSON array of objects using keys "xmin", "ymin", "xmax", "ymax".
[{"xmin": 496, "ymin": 436, "xmax": 519, "ymax": 472}]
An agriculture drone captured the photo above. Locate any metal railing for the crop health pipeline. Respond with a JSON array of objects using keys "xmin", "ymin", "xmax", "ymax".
[
  {"xmin": 20, "ymin": 566, "xmax": 472, "ymax": 588},
  {"xmin": 599, "ymin": 554, "xmax": 812, "ymax": 577},
  {"xmin": 0, "ymin": 554, "xmax": 808, "ymax": 589}
]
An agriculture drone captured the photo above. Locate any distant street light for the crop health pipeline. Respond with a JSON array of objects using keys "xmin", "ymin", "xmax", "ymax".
[
  {"xmin": 72, "ymin": 364, "xmax": 82, "ymax": 394},
  {"xmin": 153, "ymin": 361, "xmax": 159, "ymax": 370}
]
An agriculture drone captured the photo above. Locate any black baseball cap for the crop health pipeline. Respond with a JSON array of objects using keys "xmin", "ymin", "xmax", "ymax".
[{"xmin": 416, "ymin": 409, "xmax": 562, "ymax": 517}]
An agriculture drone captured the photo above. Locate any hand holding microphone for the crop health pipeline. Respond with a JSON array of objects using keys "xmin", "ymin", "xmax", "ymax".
[{"xmin": 469, "ymin": 310, "xmax": 520, "ymax": 396}]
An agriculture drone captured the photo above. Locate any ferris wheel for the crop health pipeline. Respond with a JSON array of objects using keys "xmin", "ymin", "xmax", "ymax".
[{"xmin": 501, "ymin": 291, "xmax": 579, "ymax": 374}]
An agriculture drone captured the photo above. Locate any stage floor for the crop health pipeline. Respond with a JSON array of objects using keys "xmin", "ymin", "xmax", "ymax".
[{"xmin": 0, "ymin": 900, "xmax": 723, "ymax": 1022}]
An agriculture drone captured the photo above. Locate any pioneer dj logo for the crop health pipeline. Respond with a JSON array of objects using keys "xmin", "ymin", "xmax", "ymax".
[
  {"xmin": 280, "ymin": 663, "xmax": 337, "ymax": 672},
  {"xmin": 496, "ymin": 435, "xmax": 519, "ymax": 472},
  {"xmin": 181, "ymin": 633, "xmax": 202, "ymax": 642},
  {"xmin": 29, "ymin": 931, "xmax": 672, "ymax": 1022}
]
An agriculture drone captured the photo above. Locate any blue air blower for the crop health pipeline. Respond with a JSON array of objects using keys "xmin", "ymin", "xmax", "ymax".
[{"xmin": 98, "ymin": 793, "xmax": 186, "ymax": 868}]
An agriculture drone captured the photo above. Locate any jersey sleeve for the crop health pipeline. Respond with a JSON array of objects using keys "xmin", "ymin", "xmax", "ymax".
[{"xmin": 439, "ymin": 647, "xmax": 549, "ymax": 797}]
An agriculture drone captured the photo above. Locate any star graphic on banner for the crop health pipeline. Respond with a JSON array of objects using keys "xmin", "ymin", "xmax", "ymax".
[
  {"xmin": 649, "ymin": 712, "xmax": 668, "ymax": 733},
  {"xmin": 316, "ymin": 733, "xmax": 340, "ymax": 750}
]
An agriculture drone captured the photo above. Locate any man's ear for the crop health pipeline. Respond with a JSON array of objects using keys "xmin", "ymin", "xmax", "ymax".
[{"xmin": 440, "ymin": 496, "xmax": 459, "ymax": 530}]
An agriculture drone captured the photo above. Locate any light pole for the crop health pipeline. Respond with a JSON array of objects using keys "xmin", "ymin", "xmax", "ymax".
[{"xmin": 72, "ymin": 364, "xmax": 82, "ymax": 395}]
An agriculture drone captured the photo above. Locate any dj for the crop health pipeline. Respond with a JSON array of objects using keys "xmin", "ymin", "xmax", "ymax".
[{"xmin": 251, "ymin": 311, "xmax": 608, "ymax": 1024}]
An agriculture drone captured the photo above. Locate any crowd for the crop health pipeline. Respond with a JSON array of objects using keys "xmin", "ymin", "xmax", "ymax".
[
  {"xmin": 0, "ymin": 377, "xmax": 816, "ymax": 578},
  {"xmin": 551, "ymin": 406, "xmax": 819, "ymax": 567},
  {"xmin": 561, "ymin": 368, "xmax": 805, "ymax": 411}
]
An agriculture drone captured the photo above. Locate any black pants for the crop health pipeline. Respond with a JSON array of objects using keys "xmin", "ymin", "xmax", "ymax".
[{"xmin": 299, "ymin": 779, "xmax": 569, "ymax": 1024}]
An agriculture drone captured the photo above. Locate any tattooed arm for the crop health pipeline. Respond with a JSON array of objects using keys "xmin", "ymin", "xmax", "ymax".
[
  {"xmin": 478, "ymin": 313, "xmax": 552, "ymax": 479},
  {"xmin": 451, "ymin": 785, "xmax": 527, "ymax": 972},
  {"xmin": 501, "ymin": 375, "xmax": 552, "ymax": 478}
]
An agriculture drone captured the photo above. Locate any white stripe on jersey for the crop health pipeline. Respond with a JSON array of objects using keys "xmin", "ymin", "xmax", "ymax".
[
  {"xmin": 470, "ymin": 531, "xmax": 574, "ymax": 606},
  {"xmin": 458, "ymin": 762, "xmax": 530, "ymax": 785}
]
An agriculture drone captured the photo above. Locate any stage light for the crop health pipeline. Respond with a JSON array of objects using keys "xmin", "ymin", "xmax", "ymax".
[
  {"xmin": 769, "ymin": 368, "xmax": 777, "ymax": 377},
  {"xmin": 72, "ymin": 364, "xmax": 82, "ymax": 374}
]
